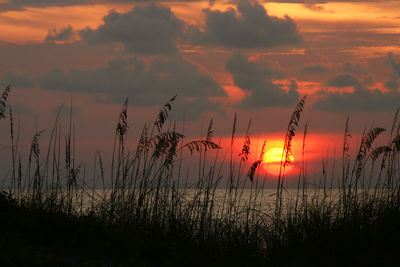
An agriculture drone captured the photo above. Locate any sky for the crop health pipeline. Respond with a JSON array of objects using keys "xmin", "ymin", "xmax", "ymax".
[{"xmin": 1, "ymin": 0, "xmax": 400, "ymax": 179}]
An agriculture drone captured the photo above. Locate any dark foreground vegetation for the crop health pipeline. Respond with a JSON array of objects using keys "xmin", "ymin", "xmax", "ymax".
[
  {"xmin": 2, "ymin": 190, "xmax": 400, "ymax": 266},
  {"xmin": 1, "ymin": 86, "xmax": 400, "ymax": 266}
]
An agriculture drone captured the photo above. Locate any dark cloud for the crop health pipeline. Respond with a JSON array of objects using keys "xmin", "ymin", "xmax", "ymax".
[
  {"xmin": 326, "ymin": 74, "xmax": 360, "ymax": 87},
  {"xmin": 313, "ymin": 89, "xmax": 400, "ymax": 113},
  {"xmin": 169, "ymin": 97, "xmax": 222, "ymax": 121},
  {"xmin": 342, "ymin": 62, "xmax": 362, "ymax": 74},
  {"xmin": 81, "ymin": 4, "xmax": 184, "ymax": 54},
  {"xmin": 302, "ymin": 64, "xmax": 329, "ymax": 74},
  {"xmin": 0, "ymin": 0, "xmax": 87, "ymax": 12},
  {"xmin": 387, "ymin": 53, "xmax": 400, "ymax": 76},
  {"xmin": 226, "ymin": 51, "xmax": 299, "ymax": 109},
  {"xmin": 0, "ymin": 0, "xmax": 381, "ymax": 13},
  {"xmin": 45, "ymin": 25, "xmax": 74, "ymax": 43},
  {"xmin": 385, "ymin": 52, "xmax": 400, "ymax": 92},
  {"xmin": 314, "ymin": 69, "xmax": 400, "ymax": 112},
  {"xmin": 0, "ymin": 0, "xmax": 203, "ymax": 12},
  {"xmin": 190, "ymin": 0, "xmax": 302, "ymax": 49},
  {"xmin": 2, "ymin": 71, "xmax": 35, "ymax": 88},
  {"xmin": 39, "ymin": 56, "xmax": 226, "ymax": 119},
  {"xmin": 302, "ymin": 1, "xmax": 332, "ymax": 13}
]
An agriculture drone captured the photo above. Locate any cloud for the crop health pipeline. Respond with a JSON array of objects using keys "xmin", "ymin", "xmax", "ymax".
[
  {"xmin": 326, "ymin": 74, "xmax": 360, "ymax": 87},
  {"xmin": 385, "ymin": 52, "xmax": 400, "ymax": 92},
  {"xmin": 0, "ymin": 0, "xmax": 88, "ymax": 12},
  {"xmin": 226, "ymin": 51, "xmax": 299, "ymax": 109},
  {"xmin": 313, "ymin": 89, "xmax": 400, "ymax": 113},
  {"xmin": 80, "ymin": 4, "xmax": 184, "ymax": 54},
  {"xmin": 190, "ymin": 0, "xmax": 302, "ymax": 49},
  {"xmin": 0, "ymin": 0, "xmax": 380, "ymax": 13},
  {"xmin": 39, "ymin": 56, "xmax": 226, "ymax": 119},
  {"xmin": 45, "ymin": 25, "xmax": 75, "ymax": 43},
  {"xmin": 302, "ymin": 64, "xmax": 329, "ymax": 74},
  {"xmin": 342, "ymin": 62, "xmax": 362, "ymax": 74},
  {"xmin": 169, "ymin": 97, "xmax": 222, "ymax": 121},
  {"xmin": 302, "ymin": 1, "xmax": 332, "ymax": 13},
  {"xmin": 2, "ymin": 71, "xmax": 35, "ymax": 88},
  {"xmin": 0, "ymin": 0, "xmax": 203, "ymax": 12},
  {"xmin": 314, "ymin": 71, "xmax": 400, "ymax": 112}
]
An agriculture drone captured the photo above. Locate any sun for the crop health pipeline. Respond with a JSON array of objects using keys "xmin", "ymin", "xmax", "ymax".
[{"xmin": 262, "ymin": 147, "xmax": 295, "ymax": 176}]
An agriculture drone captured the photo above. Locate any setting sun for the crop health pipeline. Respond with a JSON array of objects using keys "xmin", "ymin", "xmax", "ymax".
[{"xmin": 262, "ymin": 147, "xmax": 295, "ymax": 176}]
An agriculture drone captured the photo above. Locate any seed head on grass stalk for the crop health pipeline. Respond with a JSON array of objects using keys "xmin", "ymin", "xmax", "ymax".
[
  {"xmin": 183, "ymin": 140, "xmax": 222, "ymax": 155},
  {"xmin": 247, "ymin": 139, "xmax": 266, "ymax": 182},
  {"xmin": 357, "ymin": 127, "xmax": 386, "ymax": 161},
  {"xmin": 0, "ymin": 85, "xmax": 10, "ymax": 119},
  {"xmin": 135, "ymin": 125, "xmax": 150, "ymax": 158},
  {"xmin": 155, "ymin": 95, "xmax": 177, "ymax": 133},
  {"xmin": 370, "ymin": 145, "xmax": 391, "ymax": 162},
  {"xmin": 239, "ymin": 119, "xmax": 252, "ymax": 163},
  {"xmin": 28, "ymin": 130, "xmax": 45, "ymax": 205},
  {"xmin": 231, "ymin": 113, "xmax": 237, "ymax": 145},
  {"xmin": 117, "ymin": 98, "xmax": 129, "ymax": 143},
  {"xmin": 283, "ymin": 96, "xmax": 306, "ymax": 168},
  {"xmin": 151, "ymin": 131, "xmax": 184, "ymax": 160},
  {"xmin": 182, "ymin": 117, "xmax": 221, "ymax": 155},
  {"xmin": 391, "ymin": 134, "xmax": 400, "ymax": 152},
  {"xmin": 206, "ymin": 118, "xmax": 213, "ymax": 142},
  {"xmin": 378, "ymin": 132, "xmax": 400, "ymax": 177},
  {"xmin": 164, "ymin": 130, "xmax": 181, "ymax": 169},
  {"xmin": 375, "ymin": 132, "xmax": 400, "ymax": 174},
  {"xmin": 343, "ymin": 116, "xmax": 351, "ymax": 163},
  {"xmin": 29, "ymin": 130, "xmax": 45, "ymax": 163},
  {"xmin": 354, "ymin": 127, "xmax": 386, "ymax": 180}
]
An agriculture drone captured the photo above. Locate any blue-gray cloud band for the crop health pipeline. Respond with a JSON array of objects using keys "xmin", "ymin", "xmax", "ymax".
[{"xmin": 38, "ymin": 56, "xmax": 226, "ymax": 119}]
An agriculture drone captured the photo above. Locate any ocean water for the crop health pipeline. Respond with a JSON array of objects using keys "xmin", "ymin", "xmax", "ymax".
[{"xmin": 62, "ymin": 187, "xmax": 344, "ymax": 219}]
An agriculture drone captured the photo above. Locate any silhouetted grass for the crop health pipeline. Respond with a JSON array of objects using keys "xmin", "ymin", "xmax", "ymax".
[{"xmin": 1, "ymin": 85, "xmax": 400, "ymax": 265}]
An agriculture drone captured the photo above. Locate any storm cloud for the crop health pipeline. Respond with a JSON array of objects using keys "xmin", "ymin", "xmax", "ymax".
[
  {"xmin": 190, "ymin": 0, "xmax": 302, "ymax": 49},
  {"xmin": 81, "ymin": 4, "xmax": 184, "ymax": 54},
  {"xmin": 226, "ymin": 52, "xmax": 299, "ymax": 109}
]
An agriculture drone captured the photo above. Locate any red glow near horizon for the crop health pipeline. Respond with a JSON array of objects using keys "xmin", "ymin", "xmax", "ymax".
[{"xmin": 231, "ymin": 133, "xmax": 347, "ymax": 178}]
